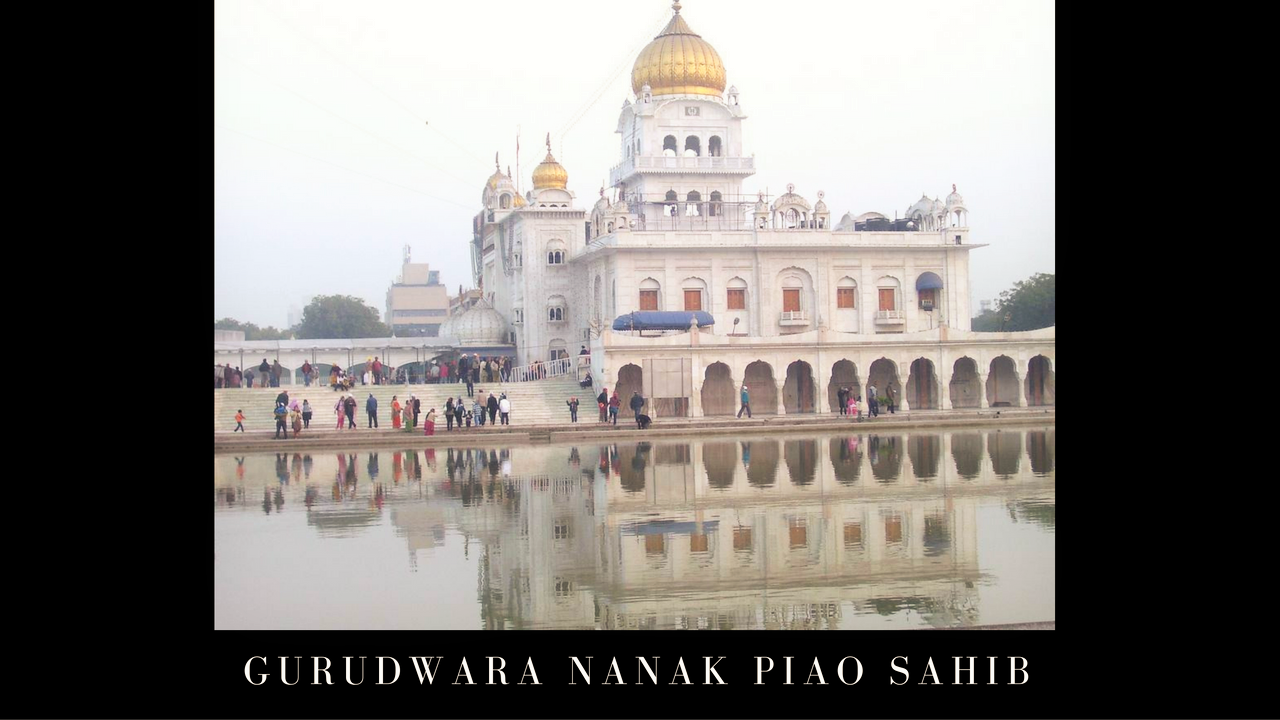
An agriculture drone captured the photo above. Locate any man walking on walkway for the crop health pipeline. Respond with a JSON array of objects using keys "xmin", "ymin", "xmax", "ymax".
[
  {"xmin": 301, "ymin": 360, "xmax": 313, "ymax": 387},
  {"xmin": 629, "ymin": 391, "xmax": 645, "ymax": 421},
  {"xmin": 737, "ymin": 384, "xmax": 752, "ymax": 418},
  {"xmin": 867, "ymin": 383, "xmax": 879, "ymax": 418},
  {"xmin": 366, "ymin": 393, "xmax": 378, "ymax": 428},
  {"xmin": 344, "ymin": 393, "xmax": 357, "ymax": 429},
  {"xmin": 273, "ymin": 402, "xmax": 289, "ymax": 439},
  {"xmin": 487, "ymin": 392, "xmax": 499, "ymax": 425}
]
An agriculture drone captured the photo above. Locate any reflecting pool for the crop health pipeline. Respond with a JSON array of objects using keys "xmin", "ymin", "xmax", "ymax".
[{"xmin": 214, "ymin": 425, "xmax": 1055, "ymax": 629}]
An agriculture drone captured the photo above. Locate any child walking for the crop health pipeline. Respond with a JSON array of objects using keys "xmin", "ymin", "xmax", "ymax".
[{"xmin": 234, "ymin": 409, "xmax": 245, "ymax": 432}]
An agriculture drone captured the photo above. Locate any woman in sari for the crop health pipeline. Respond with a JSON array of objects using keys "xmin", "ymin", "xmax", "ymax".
[
  {"xmin": 424, "ymin": 408, "xmax": 437, "ymax": 436},
  {"xmin": 391, "ymin": 396, "xmax": 402, "ymax": 429}
]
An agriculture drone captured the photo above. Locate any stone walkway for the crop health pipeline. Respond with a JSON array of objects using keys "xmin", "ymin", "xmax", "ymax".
[{"xmin": 214, "ymin": 406, "xmax": 1055, "ymax": 453}]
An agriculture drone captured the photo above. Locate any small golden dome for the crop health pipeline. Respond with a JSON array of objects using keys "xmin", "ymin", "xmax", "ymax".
[
  {"xmin": 485, "ymin": 151, "xmax": 508, "ymax": 189},
  {"xmin": 631, "ymin": 2, "xmax": 726, "ymax": 98},
  {"xmin": 531, "ymin": 133, "xmax": 569, "ymax": 190},
  {"xmin": 513, "ymin": 193, "xmax": 527, "ymax": 208}
]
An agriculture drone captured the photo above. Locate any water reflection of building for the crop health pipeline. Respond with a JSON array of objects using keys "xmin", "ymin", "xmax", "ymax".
[{"xmin": 213, "ymin": 427, "xmax": 1053, "ymax": 628}]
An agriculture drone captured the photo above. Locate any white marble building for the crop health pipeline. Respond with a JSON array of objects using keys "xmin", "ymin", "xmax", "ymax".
[{"xmin": 450, "ymin": 1, "xmax": 1054, "ymax": 416}]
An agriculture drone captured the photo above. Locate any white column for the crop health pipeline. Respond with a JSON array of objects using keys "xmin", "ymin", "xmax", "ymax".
[
  {"xmin": 939, "ymin": 364, "xmax": 952, "ymax": 410},
  {"xmin": 978, "ymin": 371, "xmax": 990, "ymax": 409},
  {"xmin": 813, "ymin": 355, "xmax": 828, "ymax": 414},
  {"xmin": 775, "ymin": 379, "xmax": 787, "ymax": 415}
]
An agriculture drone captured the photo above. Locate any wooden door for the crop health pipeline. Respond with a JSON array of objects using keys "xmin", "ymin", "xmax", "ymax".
[
  {"xmin": 878, "ymin": 289, "xmax": 895, "ymax": 311},
  {"xmin": 639, "ymin": 290, "xmax": 658, "ymax": 311},
  {"xmin": 683, "ymin": 290, "xmax": 702, "ymax": 311},
  {"xmin": 783, "ymin": 289, "xmax": 800, "ymax": 312}
]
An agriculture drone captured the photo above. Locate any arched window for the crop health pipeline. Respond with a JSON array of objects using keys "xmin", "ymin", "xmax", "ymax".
[
  {"xmin": 708, "ymin": 136, "xmax": 722, "ymax": 157},
  {"xmin": 837, "ymin": 277, "xmax": 857, "ymax": 309},
  {"xmin": 547, "ymin": 296, "xmax": 567, "ymax": 323},
  {"xmin": 684, "ymin": 136, "xmax": 701, "ymax": 157},
  {"xmin": 639, "ymin": 277, "xmax": 661, "ymax": 311},
  {"xmin": 546, "ymin": 239, "xmax": 566, "ymax": 266},
  {"xmin": 686, "ymin": 190, "xmax": 701, "ymax": 217},
  {"xmin": 709, "ymin": 190, "xmax": 722, "ymax": 217},
  {"xmin": 681, "ymin": 277, "xmax": 707, "ymax": 312},
  {"xmin": 687, "ymin": 190, "xmax": 701, "ymax": 202},
  {"xmin": 548, "ymin": 339, "xmax": 568, "ymax": 361},
  {"xmin": 665, "ymin": 189, "xmax": 678, "ymax": 202},
  {"xmin": 876, "ymin": 276, "xmax": 901, "ymax": 314},
  {"xmin": 726, "ymin": 276, "xmax": 747, "ymax": 310},
  {"xmin": 777, "ymin": 269, "xmax": 812, "ymax": 323},
  {"xmin": 663, "ymin": 135, "xmax": 677, "ymax": 157},
  {"xmin": 500, "ymin": 194, "xmax": 511, "ymax": 209}
]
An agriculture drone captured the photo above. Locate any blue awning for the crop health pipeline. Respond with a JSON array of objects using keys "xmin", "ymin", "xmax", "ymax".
[
  {"xmin": 612, "ymin": 311, "xmax": 715, "ymax": 331},
  {"xmin": 622, "ymin": 520, "xmax": 719, "ymax": 536},
  {"xmin": 916, "ymin": 272, "xmax": 944, "ymax": 291}
]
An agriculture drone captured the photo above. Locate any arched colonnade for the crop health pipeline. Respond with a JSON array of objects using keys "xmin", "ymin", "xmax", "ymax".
[{"xmin": 602, "ymin": 351, "xmax": 1055, "ymax": 418}]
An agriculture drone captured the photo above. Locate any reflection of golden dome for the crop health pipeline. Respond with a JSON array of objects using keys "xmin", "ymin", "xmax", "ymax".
[
  {"xmin": 531, "ymin": 133, "xmax": 568, "ymax": 190},
  {"xmin": 631, "ymin": 2, "xmax": 726, "ymax": 97}
]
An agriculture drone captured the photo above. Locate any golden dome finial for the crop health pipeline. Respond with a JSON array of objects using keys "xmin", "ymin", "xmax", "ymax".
[
  {"xmin": 631, "ymin": 1, "xmax": 725, "ymax": 97},
  {"xmin": 532, "ymin": 130, "xmax": 568, "ymax": 190}
]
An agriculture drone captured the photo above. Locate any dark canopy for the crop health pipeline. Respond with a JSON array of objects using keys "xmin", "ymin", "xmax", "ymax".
[
  {"xmin": 915, "ymin": 272, "xmax": 944, "ymax": 291},
  {"xmin": 612, "ymin": 311, "xmax": 715, "ymax": 331}
]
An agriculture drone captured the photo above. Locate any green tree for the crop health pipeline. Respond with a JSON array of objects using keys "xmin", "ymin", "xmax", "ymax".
[
  {"xmin": 293, "ymin": 295, "xmax": 391, "ymax": 339},
  {"xmin": 971, "ymin": 309, "xmax": 1002, "ymax": 332},
  {"xmin": 214, "ymin": 317, "xmax": 292, "ymax": 340},
  {"xmin": 971, "ymin": 273, "xmax": 1055, "ymax": 331},
  {"xmin": 998, "ymin": 272, "xmax": 1054, "ymax": 331}
]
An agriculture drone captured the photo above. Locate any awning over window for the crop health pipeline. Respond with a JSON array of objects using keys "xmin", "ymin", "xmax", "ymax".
[
  {"xmin": 612, "ymin": 311, "xmax": 715, "ymax": 331},
  {"xmin": 916, "ymin": 272, "xmax": 944, "ymax": 291}
]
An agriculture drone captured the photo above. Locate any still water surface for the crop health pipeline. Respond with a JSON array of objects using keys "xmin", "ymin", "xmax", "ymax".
[{"xmin": 215, "ymin": 426, "xmax": 1055, "ymax": 629}]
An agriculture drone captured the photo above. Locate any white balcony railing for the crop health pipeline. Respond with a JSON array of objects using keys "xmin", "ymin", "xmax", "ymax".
[
  {"xmin": 875, "ymin": 310, "xmax": 905, "ymax": 323},
  {"xmin": 508, "ymin": 356, "xmax": 573, "ymax": 383},
  {"xmin": 610, "ymin": 155, "xmax": 756, "ymax": 185},
  {"xmin": 779, "ymin": 310, "xmax": 810, "ymax": 324}
]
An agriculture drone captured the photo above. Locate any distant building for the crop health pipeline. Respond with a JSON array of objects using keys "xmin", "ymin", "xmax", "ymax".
[
  {"xmin": 287, "ymin": 305, "xmax": 302, "ymax": 329},
  {"xmin": 448, "ymin": 287, "xmax": 483, "ymax": 318},
  {"xmin": 979, "ymin": 299, "xmax": 993, "ymax": 314},
  {"xmin": 385, "ymin": 246, "xmax": 450, "ymax": 336}
]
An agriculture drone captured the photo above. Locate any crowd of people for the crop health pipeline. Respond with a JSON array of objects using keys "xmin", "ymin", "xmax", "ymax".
[
  {"xmin": 235, "ymin": 386, "xmax": 523, "ymax": 439},
  {"xmin": 215, "ymin": 359, "xmax": 291, "ymax": 389},
  {"xmin": 216, "ymin": 354, "xmax": 528, "ymax": 391},
  {"xmin": 424, "ymin": 391, "xmax": 513, "ymax": 435}
]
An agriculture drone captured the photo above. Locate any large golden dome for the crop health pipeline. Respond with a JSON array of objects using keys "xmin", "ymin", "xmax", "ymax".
[
  {"xmin": 531, "ymin": 133, "xmax": 569, "ymax": 190},
  {"xmin": 631, "ymin": 2, "xmax": 726, "ymax": 97}
]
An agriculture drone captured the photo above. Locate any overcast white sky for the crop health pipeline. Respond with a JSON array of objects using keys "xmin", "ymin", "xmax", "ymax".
[{"xmin": 215, "ymin": 0, "xmax": 1055, "ymax": 329}]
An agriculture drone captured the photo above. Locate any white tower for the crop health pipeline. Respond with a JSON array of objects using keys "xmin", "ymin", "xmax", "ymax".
[{"xmin": 610, "ymin": 1, "xmax": 753, "ymax": 227}]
